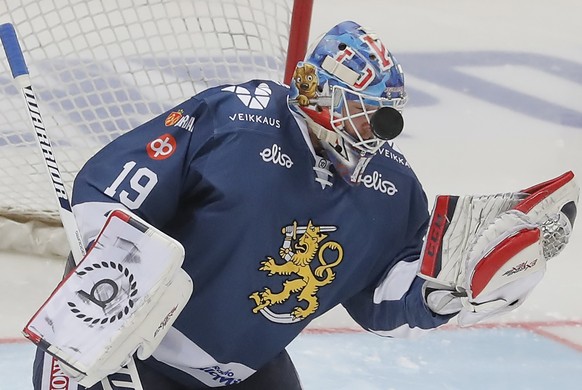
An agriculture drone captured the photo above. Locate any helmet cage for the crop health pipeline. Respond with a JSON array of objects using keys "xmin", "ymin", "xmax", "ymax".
[{"xmin": 329, "ymin": 85, "xmax": 406, "ymax": 155}]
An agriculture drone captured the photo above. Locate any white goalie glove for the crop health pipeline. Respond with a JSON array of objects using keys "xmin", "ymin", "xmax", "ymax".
[
  {"xmin": 418, "ymin": 171, "xmax": 579, "ymax": 326},
  {"xmin": 23, "ymin": 209, "xmax": 194, "ymax": 387}
]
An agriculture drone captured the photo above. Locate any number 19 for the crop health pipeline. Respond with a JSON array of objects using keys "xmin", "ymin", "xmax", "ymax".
[{"xmin": 104, "ymin": 161, "xmax": 158, "ymax": 209}]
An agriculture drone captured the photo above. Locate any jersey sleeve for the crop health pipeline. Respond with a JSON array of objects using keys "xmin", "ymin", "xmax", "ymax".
[
  {"xmin": 342, "ymin": 180, "xmax": 455, "ymax": 337},
  {"xmin": 71, "ymin": 96, "xmax": 212, "ymax": 245}
]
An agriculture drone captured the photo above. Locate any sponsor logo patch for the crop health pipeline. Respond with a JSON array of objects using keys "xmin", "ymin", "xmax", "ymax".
[
  {"xmin": 165, "ymin": 109, "xmax": 183, "ymax": 126},
  {"xmin": 359, "ymin": 171, "xmax": 398, "ymax": 196},
  {"xmin": 222, "ymin": 83, "xmax": 272, "ymax": 109},
  {"xmin": 147, "ymin": 133, "xmax": 177, "ymax": 160},
  {"xmin": 222, "ymin": 83, "xmax": 282, "ymax": 128},
  {"xmin": 68, "ymin": 261, "xmax": 138, "ymax": 325},
  {"xmin": 260, "ymin": 144, "xmax": 293, "ymax": 168},
  {"xmin": 165, "ymin": 109, "xmax": 195, "ymax": 132}
]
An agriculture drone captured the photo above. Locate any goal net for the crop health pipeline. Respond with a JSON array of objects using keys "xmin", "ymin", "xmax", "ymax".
[{"xmin": 0, "ymin": 0, "xmax": 312, "ymax": 256}]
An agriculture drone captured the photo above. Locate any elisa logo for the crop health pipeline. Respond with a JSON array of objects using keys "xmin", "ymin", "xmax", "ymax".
[
  {"xmin": 260, "ymin": 144, "xmax": 293, "ymax": 168},
  {"xmin": 222, "ymin": 83, "xmax": 271, "ymax": 109},
  {"xmin": 147, "ymin": 133, "xmax": 176, "ymax": 160},
  {"xmin": 359, "ymin": 171, "xmax": 398, "ymax": 196}
]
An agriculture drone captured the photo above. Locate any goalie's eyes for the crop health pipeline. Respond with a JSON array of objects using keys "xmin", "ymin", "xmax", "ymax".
[{"xmin": 345, "ymin": 102, "xmax": 377, "ymax": 117}]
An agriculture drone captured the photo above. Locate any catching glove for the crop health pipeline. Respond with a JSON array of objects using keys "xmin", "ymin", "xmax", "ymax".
[{"xmin": 419, "ymin": 171, "xmax": 578, "ymax": 326}]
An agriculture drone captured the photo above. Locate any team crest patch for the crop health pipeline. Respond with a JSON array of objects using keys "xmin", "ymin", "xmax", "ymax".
[
  {"xmin": 165, "ymin": 109, "xmax": 183, "ymax": 126},
  {"xmin": 249, "ymin": 220, "xmax": 343, "ymax": 323},
  {"xmin": 164, "ymin": 109, "xmax": 195, "ymax": 132}
]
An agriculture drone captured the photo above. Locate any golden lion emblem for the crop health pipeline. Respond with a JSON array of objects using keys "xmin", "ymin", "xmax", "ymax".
[{"xmin": 249, "ymin": 220, "xmax": 343, "ymax": 321}]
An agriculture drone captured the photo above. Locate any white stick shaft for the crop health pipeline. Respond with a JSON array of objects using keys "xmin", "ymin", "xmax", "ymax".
[{"xmin": 0, "ymin": 23, "xmax": 85, "ymax": 263}]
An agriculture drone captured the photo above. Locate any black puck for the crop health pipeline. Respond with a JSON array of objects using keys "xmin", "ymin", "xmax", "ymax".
[{"xmin": 370, "ymin": 107, "xmax": 404, "ymax": 140}]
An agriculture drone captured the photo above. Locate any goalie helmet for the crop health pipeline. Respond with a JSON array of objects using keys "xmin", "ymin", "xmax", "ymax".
[{"xmin": 289, "ymin": 20, "xmax": 407, "ymax": 184}]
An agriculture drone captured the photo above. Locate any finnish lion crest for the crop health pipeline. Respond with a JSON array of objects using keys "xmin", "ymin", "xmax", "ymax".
[{"xmin": 249, "ymin": 220, "xmax": 343, "ymax": 323}]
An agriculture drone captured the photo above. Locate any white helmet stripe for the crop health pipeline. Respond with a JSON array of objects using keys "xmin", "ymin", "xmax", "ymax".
[{"xmin": 321, "ymin": 55, "xmax": 359, "ymax": 86}]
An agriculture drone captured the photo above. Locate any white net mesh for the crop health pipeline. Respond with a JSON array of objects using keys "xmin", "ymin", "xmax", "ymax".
[
  {"xmin": 0, "ymin": 0, "xmax": 301, "ymax": 256},
  {"xmin": 0, "ymin": 0, "xmax": 293, "ymax": 222}
]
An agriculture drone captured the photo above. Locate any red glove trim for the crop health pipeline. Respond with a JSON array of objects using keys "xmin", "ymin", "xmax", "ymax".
[
  {"xmin": 515, "ymin": 171, "xmax": 574, "ymax": 213},
  {"xmin": 471, "ymin": 228, "xmax": 540, "ymax": 298}
]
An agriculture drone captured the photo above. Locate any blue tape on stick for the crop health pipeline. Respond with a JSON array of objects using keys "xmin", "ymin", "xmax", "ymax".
[{"xmin": 0, "ymin": 23, "xmax": 30, "ymax": 78}]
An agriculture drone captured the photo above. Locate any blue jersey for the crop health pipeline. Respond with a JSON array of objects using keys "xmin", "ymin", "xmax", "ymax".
[{"xmin": 71, "ymin": 80, "xmax": 451, "ymax": 387}]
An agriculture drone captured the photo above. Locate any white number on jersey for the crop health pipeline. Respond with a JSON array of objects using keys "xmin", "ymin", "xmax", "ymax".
[{"xmin": 104, "ymin": 161, "xmax": 158, "ymax": 209}]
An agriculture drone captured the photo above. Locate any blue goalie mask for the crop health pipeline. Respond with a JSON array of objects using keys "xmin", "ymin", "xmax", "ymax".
[{"xmin": 289, "ymin": 21, "xmax": 407, "ymax": 184}]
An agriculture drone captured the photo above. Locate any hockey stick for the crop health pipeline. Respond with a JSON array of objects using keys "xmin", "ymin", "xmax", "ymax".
[
  {"xmin": 0, "ymin": 23, "xmax": 85, "ymax": 264},
  {"xmin": 0, "ymin": 23, "xmax": 144, "ymax": 390}
]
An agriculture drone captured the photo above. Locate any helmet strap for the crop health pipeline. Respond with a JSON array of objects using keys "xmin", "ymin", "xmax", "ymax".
[
  {"xmin": 294, "ymin": 105, "xmax": 339, "ymax": 145},
  {"xmin": 321, "ymin": 55, "xmax": 359, "ymax": 86},
  {"xmin": 307, "ymin": 116, "xmax": 339, "ymax": 145}
]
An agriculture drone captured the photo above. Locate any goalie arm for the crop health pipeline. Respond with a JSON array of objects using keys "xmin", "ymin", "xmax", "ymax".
[
  {"xmin": 343, "ymin": 269, "xmax": 456, "ymax": 338},
  {"xmin": 342, "ymin": 213, "xmax": 456, "ymax": 338},
  {"xmin": 70, "ymin": 93, "xmax": 215, "ymax": 249}
]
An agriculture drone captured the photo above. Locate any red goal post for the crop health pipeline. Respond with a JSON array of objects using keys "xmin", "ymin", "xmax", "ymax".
[{"xmin": 0, "ymin": 0, "xmax": 313, "ymax": 256}]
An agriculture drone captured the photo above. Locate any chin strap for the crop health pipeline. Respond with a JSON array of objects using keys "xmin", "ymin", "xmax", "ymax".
[
  {"xmin": 290, "ymin": 101, "xmax": 339, "ymax": 145},
  {"xmin": 302, "ymin": 111, "xmax": 339, "ymax": 145}
]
